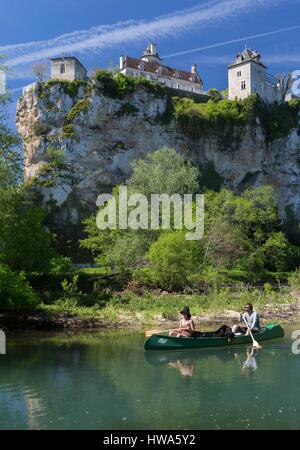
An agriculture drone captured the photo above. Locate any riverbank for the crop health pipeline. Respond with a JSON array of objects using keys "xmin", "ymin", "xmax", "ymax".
[{"xmin": 1, "ymin": 287, "xmax": 300, "ymax": 332}]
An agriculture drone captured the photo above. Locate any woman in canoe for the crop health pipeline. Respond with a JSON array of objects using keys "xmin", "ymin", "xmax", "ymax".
[{"xmin": 169, "ymin": 306, "xmax": 200, "ymax": 337}]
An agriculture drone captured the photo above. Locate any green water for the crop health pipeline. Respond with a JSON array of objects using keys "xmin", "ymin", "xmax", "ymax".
[{"xmin": 0, "ymin": 326, "xmax": 300, "ymax": 430}]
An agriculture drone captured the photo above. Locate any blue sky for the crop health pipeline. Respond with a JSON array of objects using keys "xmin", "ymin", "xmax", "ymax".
[{"xmin": 1, "ymin": 0, "xmax": 300, "ymax": 125}]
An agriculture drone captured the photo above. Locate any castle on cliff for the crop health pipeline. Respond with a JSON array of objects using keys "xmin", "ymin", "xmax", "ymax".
[
  {"xmin": 48, "ymin": 43, "xmax": 287, "ymax": 103},
  {"xmin": 119, "ymin": 43, "xmax": 203, "ymax": 94},
  {"xmin": 228, "ymin": 48, "xmax": 282, "ymax": 103}
]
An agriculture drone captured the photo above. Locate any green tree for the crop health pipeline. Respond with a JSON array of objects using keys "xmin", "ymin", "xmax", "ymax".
[
  {"xmin": 128, "ymin": 147, "xmax": 199, "ymax": 196},
  {"xmin": 203, "ymin": 186, "xmax": 291, "ymax": 277},
  {"xmin": 81, "ymin": 148, "xmax": 200, "ymax": 274},
  {"xmin": 261, "ymin": 231, "xmax": 289, "ymax": 272},
  {"xmin": 148, "ymin": 231, "xmax": 204, "ymax": 290},
  {"xmin": 0, "ymin": 66, "xmax": 21, "ymax": 189},
  {"xmin": 0, "ymin": 264, "xmax": 38, "ymax": 311},
  {"xmin": 0, "ymin": 68, "xmax": 56, "ymax": 272},
  {"xmin": 205, "ymin": 218, "xmax": 247, "ymax": 269},
  {"xmin": 231, "ymin": 186, "xmax": 279, "ymax": 243},
  {"xmin": 0, "ymin": 188, "xmax": 56, "ymax": 272}
]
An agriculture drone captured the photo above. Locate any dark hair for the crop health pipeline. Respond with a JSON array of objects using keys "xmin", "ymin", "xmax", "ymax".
[
  {"xmin": 245, "ymin": 303, "xmax": 253, "ymax": 310},
  {"xmin": 182, "ymin": 312, "xmax": 191, "ymax": 319}
]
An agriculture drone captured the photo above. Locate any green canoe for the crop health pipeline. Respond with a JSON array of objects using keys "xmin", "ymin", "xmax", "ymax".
[{"xmin": 144, "ymin": 324, "xmax": 284, "ymax": 351}]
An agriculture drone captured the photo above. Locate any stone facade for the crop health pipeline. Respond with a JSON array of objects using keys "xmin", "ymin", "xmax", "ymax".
[
  {"xmin": 120, "ymin": 43, "xmax": 203, "ymax": 94},
  {"xmin": 228, "ymin": 49, "xmax": 281, "ymax": 103},
  {"xmin": 51, "ymin": 57, "xmax": 88, "ymax": 81}
]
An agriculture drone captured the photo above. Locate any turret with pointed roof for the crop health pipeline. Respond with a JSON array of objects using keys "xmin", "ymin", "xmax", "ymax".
[{"xmin": 228, "ymin": 48, "xmax": 281, "ymax": 103}]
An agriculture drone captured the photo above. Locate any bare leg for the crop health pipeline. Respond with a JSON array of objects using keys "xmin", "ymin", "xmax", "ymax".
[
  {"xmin": 169, "ymin": 330, "xmax": 181, "ymax": 337},
  {"xmin": 233, "ymin": 325, "xmax": 247, "ymax": 334}
]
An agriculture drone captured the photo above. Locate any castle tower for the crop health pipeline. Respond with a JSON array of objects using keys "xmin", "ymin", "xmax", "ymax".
[
  {"xmin": 141, "ymin": 43, "xmax": 162, "ymax": 64},
  {"xmin": 228, "ymin": 49, "xmax": 280, "ymax": 103},
  {"xmin": 50, "ymin": 57, "xmax": 88, "ymax": 82}
]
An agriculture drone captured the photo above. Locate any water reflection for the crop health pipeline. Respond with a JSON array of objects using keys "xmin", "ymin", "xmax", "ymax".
[
  {"xmin": 168, "ymin": 359, "xmax": 195, "ymax": 378},
  {"xmin": 0, "ymin": 331, "xmax": 299, "ymax": 430},
  {"xmin": 242, "ymin": 349, "xmax": 258, "ymax": 372},
  {"xmin": 145, "ymin": 346, "xmax": 260, "ymax": 378}
]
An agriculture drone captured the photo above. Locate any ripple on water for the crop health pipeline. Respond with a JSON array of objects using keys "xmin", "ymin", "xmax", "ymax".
[{"xmin": 1, "ymin": 329, "xmax": 300, "ymax": 430}]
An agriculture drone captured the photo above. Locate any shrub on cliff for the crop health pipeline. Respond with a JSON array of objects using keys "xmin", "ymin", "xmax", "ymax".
[
  {"xmin": 42, "ymin": 79, "xmax": 87, "ymax": 98},
  {"xmin": 91, "ymin": 70, "xmax": 165, "ymax": 99},
  {"xmin": 45, "ymin": 147, "xmax": 65, "ymax": 168},
  {"xmin": 0, "ymin": 264, "xmax": 38, "ymax": 311},
  {"xmin": 66, "ymin": 99, "xmax": 90, "ymax": 122},
  {"xmin": 173, "ymin": 95, "xmax": 257, "ymax": 139},
  {"xmin": 173, "ymin": 93, "xmax": 300, "ymax": 142},
  {"xmin": 258, "ymin": 98, "xmax": 300, "ymax": 141},
  {"xmin": 33, "ymin": 121, "xmax": 51, "ymax": 136}
]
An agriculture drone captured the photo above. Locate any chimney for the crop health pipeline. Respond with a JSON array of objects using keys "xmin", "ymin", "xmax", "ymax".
[
  {"xmin": 150, "ymin": 43, "xmax": 157, "ymax": 55},
  {"xmin": 119, "ymin": 55, "xmax": 125, "ymax": 70},
  {"xmin": 191, "ymin": 64, "xmax": 197, "ymax": 74}
]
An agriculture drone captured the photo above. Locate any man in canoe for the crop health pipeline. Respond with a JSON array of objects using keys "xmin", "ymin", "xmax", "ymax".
[
  {"xmin": 169, "ymin": 306, "xmax": 199, "ymax": 337},
  {"xmin": 232, "ymin": 303, "xmax": 261, "ymax": 335}
]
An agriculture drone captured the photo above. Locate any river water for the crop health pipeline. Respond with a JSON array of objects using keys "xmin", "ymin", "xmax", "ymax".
[{"xmin": 0, "ymin": 326, "xmax": 300, "ymax": 430}]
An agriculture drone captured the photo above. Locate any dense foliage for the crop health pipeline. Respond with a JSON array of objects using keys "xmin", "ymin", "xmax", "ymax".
[
  {"xmin": 0, "ymin": 80, "xmax": 57, "ymax": 310},
  {"xmin": 81, "ymin": 147, "xmax": 300, "ymax": 290},
  {"xmin": 38, "ymin": 73, "xmax": 300, "ymax": 146},
  {"xmin": 173, "ymin": 94, "xmax": 300, "ymax": 142},
  {"xmin": 91, "ymin": 70, "xmax": 165, "ymax": 99},
  {"xmin": 0, "ymin": 264, "xmax": 38, "ymax": 311}
]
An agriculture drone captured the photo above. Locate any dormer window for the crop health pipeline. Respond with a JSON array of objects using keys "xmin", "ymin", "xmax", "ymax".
[
  {"xmin": 60, "ymin": 64, "xmax": 66, "ymax": 74},
  {"xmin": 175, "ymin": 72, "xmax": 180, "ymax": 79},
  {"xmin": 139, "ymin": 62, "xmax": 145, "ymax": 71},
  {"xmin": 157, "ymin": 66, "xmax": 163, "ymax": 75}
]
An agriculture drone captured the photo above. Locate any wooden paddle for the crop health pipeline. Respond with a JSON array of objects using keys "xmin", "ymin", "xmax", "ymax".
[
  {"xmin": 145, "ymin": 329, "xmax": 172, "ymax": 337},
  {"xmin": 243, "ymin": 316, "xmax": 262, "ymax": 349}
]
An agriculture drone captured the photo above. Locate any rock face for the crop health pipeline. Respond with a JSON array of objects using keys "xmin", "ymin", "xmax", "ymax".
[{"xmin": 16, "ymin": 81, "xmax": 300, "ymax": 248}]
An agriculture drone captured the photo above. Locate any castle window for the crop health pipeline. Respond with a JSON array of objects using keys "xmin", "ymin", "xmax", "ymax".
[
  {"xmin": 60, "ymin": 64, "xmax": 66, "ymax": 74},
  {"xmin": 241, "ymin": 81, "xmax": 246, "ymax": 90},
  {"xmin": 175, "ymin": 73, "xmax": 180, "ymax": 79},
  {"xmin": 177, "ymin": 84, "xmax": 180, "ymax": 89},
  {"xmin": 237, "ymin": 71, "xmax": 242, "ymax": 77},
  {"xmin": 139, "ymin": 62, "xmax": 145, "ymax": 71}
]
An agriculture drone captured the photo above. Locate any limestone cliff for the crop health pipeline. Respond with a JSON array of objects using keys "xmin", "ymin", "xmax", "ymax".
[{"xmin": 16, "ymin": 78, "xmax": 300, "ymax": 246}]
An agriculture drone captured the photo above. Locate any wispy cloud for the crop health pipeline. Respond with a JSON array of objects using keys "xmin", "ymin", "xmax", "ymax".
[
  {"xmin": 163, "ymin": 25, "xmax": 300, "ymax": 59},
  {"xmin": 1, "ymin": 0, "xmax": 288, "ymax": 76}
]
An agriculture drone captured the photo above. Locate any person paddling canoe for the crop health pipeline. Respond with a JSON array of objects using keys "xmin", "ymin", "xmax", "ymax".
[
  {"xmin": 169, "ymin": 306, "xmax": 200, "ymax": 337},
  {"xmin": 232, "ymin": 303, "xmax": 261, "ymax": 335}
]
